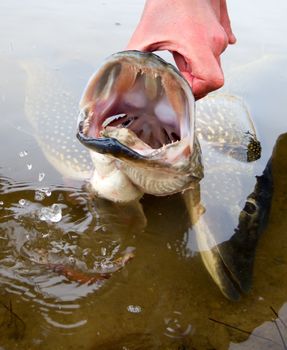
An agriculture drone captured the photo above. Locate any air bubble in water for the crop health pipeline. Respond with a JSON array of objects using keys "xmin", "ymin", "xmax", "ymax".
[
  {"xmin": 39, "ymin": 187, "xmax": 52, "ymax": 197},
  {"xmin": 39, "ymin": 204, "xmax": 62, "ymax": 223},
  {"xmin": 19, "ymin": 151, "xmax": 28, "ymax": 158},
  {"xmin": 69, "ymin": 256, "xmax": 76, "ymax": 264},
  {"xmin": 35, "ymin": 187, "xmax": 52, "ymax": 201},
  {"xmin": 38, "ymin": 173, "xmax": 45, "ymax": 182},
  {"xmin": 164, "ymin": 311, "xmax": 192, "ymax": 339},
  {"xmin": 34, "ymin": 191, "xmax": 45, "ymax": 201},
  {"xmin": 127, "ymin": 305, "xmax": 142, "ymax": 314}
]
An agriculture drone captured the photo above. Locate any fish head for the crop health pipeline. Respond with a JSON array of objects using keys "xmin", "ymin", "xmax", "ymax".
[{"xmin": 77, "ymin": 51, "xmax": 203, "ymax": 201}]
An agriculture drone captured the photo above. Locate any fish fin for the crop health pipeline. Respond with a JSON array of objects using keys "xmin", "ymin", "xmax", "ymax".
[{"xmin": 196, "ymin": 93, "xmax": 261, "ymax": 162}]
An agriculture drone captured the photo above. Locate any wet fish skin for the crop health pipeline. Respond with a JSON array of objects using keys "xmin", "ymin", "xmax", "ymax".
[
  {"xmin": 217, "ymin": 158, "xmax": 273, "ymax": 295},
  {"xmin": 184, "ymin": 140, "xmax": 273, "ymax": 301},
  {"xmin": 22, "ymin": 61, "xmax": 93, "ymax": 181},
  {"xmin": 182, "ymin": 93, "xmax": 272, "ymax": 301}
]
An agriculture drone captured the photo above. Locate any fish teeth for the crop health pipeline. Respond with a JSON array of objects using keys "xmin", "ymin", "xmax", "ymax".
[
  {"xmin": 161, "ymin": 72, "xmax": 184, "ymax": 118},
  {"xmin": 144, "ymin": 73, "xmax": 158, "ymax": 100},
  {"xmin": 102, "ymin": 113, "xmax": 127, "ymax": 128},
  {"xmin": 83, "ymin": 119, "xmax": 90, "ymax": 135},
  {"xmin": 113, "ymin": 63, "xmax": 138, "ymax": 92}
]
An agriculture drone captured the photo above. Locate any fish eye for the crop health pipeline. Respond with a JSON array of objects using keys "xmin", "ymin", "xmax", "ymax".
[{"xmin": 243, "ymin": 201, "xmax": 257, "ymax": 215}]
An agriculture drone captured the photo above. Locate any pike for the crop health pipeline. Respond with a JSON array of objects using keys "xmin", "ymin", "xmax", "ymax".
[{"xmin": 23, "ymin": 51, "xmax": 271, "ymax": 300}]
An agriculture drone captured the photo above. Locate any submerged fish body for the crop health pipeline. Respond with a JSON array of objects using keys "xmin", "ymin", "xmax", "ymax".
[
  {"xmin": 23, "ymin": 61, "xmax": 93, "ymax": 181},
  {"xmin": 22, "ymin": 52, "xmax": 271, "ymax": 301},
  {"xmin": 184, "ymin": 94, "xmax": 270, "ymax": 300}
]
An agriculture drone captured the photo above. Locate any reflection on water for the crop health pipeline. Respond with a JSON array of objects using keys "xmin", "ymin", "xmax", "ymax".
[{"xmin": 0, "ymin": 0, "xmax": 287, "ymax": 349}]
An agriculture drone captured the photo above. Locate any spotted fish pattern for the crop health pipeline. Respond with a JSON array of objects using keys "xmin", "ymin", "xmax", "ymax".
[{"xmin": 23, "ymin": 62, "xmax": 92, "ymax": 180}]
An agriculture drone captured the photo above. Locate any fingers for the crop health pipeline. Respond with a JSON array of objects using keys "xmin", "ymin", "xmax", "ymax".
[
  {"xmin": 220, "ymin": 0, "xmax": 236, "ymax": 44},
  {"xmin": 128, "ymin": 37, "xmax": 225, "ymax": 100},
  {"xmin": 173, "ymin": 49, "xmax": 224, "ymax": 100},
  {"xmin": 126, "ymin": 0, "xmax": 234, "ymax": 100}
]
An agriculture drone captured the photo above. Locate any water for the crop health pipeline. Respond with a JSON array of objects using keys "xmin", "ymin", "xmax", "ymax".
[
  {"xmin": 38, "ymin": 204, "xmax": 62, "ymax": 223},
  {"xmin": 0, "ymin": 0, "xmax": 287, "ymax": 349}
]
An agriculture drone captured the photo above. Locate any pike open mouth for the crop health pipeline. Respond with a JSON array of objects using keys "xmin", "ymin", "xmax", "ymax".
[{"xmin": 77, "ymin": 51, "xmax": 195, "ymax": 159}]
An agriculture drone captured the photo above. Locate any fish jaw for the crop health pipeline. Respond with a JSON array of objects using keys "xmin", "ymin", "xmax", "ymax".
[
  {"xmin": 88, "ymin": 151, "xmax": 143, "ymax": 202},
  {"xmin": 77, "ymin": 50, "xmax": 202, "ymax": 201}
]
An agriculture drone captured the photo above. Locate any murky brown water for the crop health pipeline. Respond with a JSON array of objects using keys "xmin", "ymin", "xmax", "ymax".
[{"xmin": 0, "ymin": 1, "xmax": 287, "ymax": 349}]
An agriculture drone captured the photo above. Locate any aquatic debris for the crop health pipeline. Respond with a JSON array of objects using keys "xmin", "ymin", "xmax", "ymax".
[
  {"xmin": 47, "ymin": 251, "xmax": 135, "ymax": 285},
  {"xmin": 27, "ymin": 164, "xmax": 32, "ymax": 170},
  {"xmin": 209, "ymin": 307, "xmax": 287, "ymax": 349},
  {"xmin": 48, "ymin": 263, "xmax": 110, "ymax": 284},
  {"xmin": 270, "ymin": 306, "xmax": 287, "ymax": 350},
  {"xmin": 0, "ymin": 300, "xmax": 26, "ymax": 340},
  {"xmin": 38, "ymin": 203, "xmax": 62, "ymax": 223},
  {"xmin": 209, "ymin": 317, "xmax": 265, "ymax": 338}
]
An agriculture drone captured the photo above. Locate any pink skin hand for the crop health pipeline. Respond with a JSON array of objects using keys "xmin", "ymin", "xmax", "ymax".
[{"xmin": 127, "ymin": 0, "xmax": 236, "ymax": 100}]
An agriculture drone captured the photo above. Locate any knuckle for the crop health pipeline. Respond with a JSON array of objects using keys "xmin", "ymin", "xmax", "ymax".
[
  {"xmin": 211, "ymin": 74, "xmax": 224, "ymax": 90},
  {"xmin": 212, "ymin": 28, "xmax": 228, "ymax": 53}
]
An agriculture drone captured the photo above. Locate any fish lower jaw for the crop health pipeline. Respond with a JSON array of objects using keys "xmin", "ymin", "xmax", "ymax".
[{"xmin": 89, "ymin": 153, "xmax": 143, "ymax": 202}]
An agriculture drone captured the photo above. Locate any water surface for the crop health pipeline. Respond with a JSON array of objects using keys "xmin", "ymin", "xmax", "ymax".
[{"xmin": 0, "ymin": 1, "xmax": 287, "ymax": 349}]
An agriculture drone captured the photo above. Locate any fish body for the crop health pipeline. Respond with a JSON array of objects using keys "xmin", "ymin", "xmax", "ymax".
[
  {"xmin": 22, "ymin": 52, "xmax": 271, "ymax": 300},
  {"xmin": 184, "ymin": 94, "xmax": 270, "ymax": 300},
  {"xmin": 23, "ymin": 61, "xmax": 93, "ymax": 181}
]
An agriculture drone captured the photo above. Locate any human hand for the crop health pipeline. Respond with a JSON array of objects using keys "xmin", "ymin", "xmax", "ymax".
[{"xmin": 127, "ymin": 0, "xmax": 236, "ymax": 99}]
